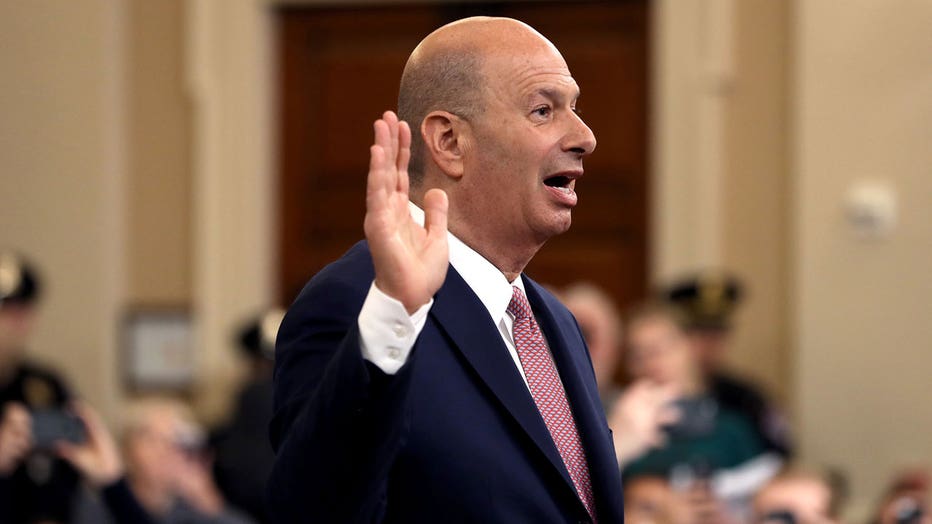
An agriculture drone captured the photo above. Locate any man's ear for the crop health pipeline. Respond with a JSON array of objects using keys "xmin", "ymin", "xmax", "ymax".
[{"xmin": 421, "ymin": 111, "xmax": 465, "ymax": 180}]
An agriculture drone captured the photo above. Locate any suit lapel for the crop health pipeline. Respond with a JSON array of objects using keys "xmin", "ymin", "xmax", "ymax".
[
  {"xmin": 429, "ymin": 267, "xmax": 578, "ymax": 496},
  {"xmin": 523, "ymin": 277, "xmax": 623, "ymax": 520}
]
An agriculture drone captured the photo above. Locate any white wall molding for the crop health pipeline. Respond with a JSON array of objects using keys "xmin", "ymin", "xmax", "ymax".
[
  {"xmin": 186, "ymin": 0, "xmax": 276, "ymax": 421},
  {"xmin": 651, "ymin": 0, "xmax": 735, "ymax": 282}
]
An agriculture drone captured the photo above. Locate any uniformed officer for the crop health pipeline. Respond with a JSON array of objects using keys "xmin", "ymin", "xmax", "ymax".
[
  {"xmin": 0, "ymin": 251, "xmax": 82, "ymax": 523},
  {"xmin": 663, "ymin": 271, "xmax": 793, "ymax": 458}
]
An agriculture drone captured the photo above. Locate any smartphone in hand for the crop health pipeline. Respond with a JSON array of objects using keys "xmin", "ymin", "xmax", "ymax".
[{"xmin": 31, "ymin": 409, "xmax": 87, "ymax": 450}]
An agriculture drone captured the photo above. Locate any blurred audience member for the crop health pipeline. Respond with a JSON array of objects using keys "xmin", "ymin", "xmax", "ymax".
[
  {"xmin": 559, "ymin": 282, "xmax": 681, "ymax": 469},
  {"xmin": 57, "ymin": 402, "xmax": 155, "ymax": 524},
  {"xmin": 622, "ymin": 301, "xmax": 781, "ymax": 510},
  {"xmin": 624, "ymin": 475, "xmax": 688, "ymax": 524},
  {"xmin": 624, "ymin": 474, "xmax": 738, "ymax": 524},
  {"xmin": 752, "ymin": 466, "xmax": 846, "ymax": 524},
  {"xmin": 0, "ymin": 251, "xmax": 83, "ymax": 523},
  {"xmin": 119, "ymin": 398, "xmax": 252, "ymax": 523},
  {"xmin": 664, "ymin": 272, "xmax": 793, "ymax": 459},
  {"xmin": 210, "ymin": 309, "xmax": 284, "ymax": 524},
  {"xmin": 561, "ymin": 282, "xmax": 625, "ymax": 410},
  {"xmin": 871, "ymin": 468, "xmax": 930, "ymax": 524},
  {"xmin": 66, "ymin": 398, "xmax": 253, "ymax": 524}
]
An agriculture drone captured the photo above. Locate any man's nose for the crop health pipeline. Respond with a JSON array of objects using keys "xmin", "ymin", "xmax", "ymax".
[{"xmin": 563, "ymin": 112, "xmax": 597, "ymax": 156}]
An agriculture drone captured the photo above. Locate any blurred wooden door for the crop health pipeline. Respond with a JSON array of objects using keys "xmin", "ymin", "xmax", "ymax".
[{"xmin": 276, "ymin": 2, "xmax": 649, "ymax": 311}]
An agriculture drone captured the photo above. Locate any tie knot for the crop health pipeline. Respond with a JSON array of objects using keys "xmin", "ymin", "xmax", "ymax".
[{"xmin": 507, "ymin": 286, "xmax": 532, "ymax": 320}]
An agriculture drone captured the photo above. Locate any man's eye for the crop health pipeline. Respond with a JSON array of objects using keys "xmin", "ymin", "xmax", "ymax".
[{"xmin": 532, "ymin": 106, "xmax": 552, "ymax": 118}]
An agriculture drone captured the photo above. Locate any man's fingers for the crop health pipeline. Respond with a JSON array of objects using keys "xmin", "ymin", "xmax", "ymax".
[
  {"xmin": 384, "ymin": 111, "xmax": 399, "ymax": 163},
  {"xmin": 367, "ymin": 144, "xmax": 390, "ymax": 200},
  {"xmin": 423, "ymin": 188, "xmax": 449, "ymax": 242},
  {"xmin": 396, "ymin": 120, "xmax": 412, "ymax": 194},
  {"xmin": 373, "ymin": 118, "xmax": 393, "ymax": 178}
]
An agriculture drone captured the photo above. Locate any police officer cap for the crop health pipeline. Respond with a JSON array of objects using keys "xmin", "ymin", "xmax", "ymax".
[
  {"xmin": 0, "ymin": 251, "xmax": 41, "ymax": 306},
  {"xmin": 663, "ymin": 271, "xmax": 743, "ymax": 331},
  {"xmin": 236, "ymin": 308, "xmax": 286, "ymax": 360}
]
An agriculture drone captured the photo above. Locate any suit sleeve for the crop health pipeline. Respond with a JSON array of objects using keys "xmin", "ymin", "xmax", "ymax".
[{"xmin": 266, "ymin": 264, "xmax": 418, "ymax": 523}]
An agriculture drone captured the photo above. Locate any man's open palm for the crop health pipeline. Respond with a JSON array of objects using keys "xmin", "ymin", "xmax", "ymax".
[{"xmin": 364, "ymin": 111, "xmax": 449, "ymax": 313}]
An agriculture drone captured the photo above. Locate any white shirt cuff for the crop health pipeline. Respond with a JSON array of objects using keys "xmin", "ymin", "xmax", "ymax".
[{"xmin": 358, "ymin": 281, "xmax": 432, "ymax": 374}]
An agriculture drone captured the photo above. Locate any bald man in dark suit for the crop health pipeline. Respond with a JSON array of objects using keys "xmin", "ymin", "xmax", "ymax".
[{"xmin": 269, "ymin": 17, "xmax": 623, "ymax": 523}]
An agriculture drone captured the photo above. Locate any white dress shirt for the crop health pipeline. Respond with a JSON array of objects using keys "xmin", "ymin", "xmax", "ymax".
[{"xmin": 359, "ymin": 202, "xmax": 551, "ymax": 388}]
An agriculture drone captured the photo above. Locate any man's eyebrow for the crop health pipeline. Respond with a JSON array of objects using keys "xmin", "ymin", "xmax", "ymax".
[{"xmin": 528, "ymin": 86, "xmax": 581, "ymax": 103}]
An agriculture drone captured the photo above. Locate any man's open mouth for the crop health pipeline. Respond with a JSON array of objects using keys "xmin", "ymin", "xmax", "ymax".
[
  {"xmin": 544, "ymin": 175, "xmax": 572, "ymax": 188},
  {"xmin": 543, "ymin": 172, "xmax": 581, "ymax": 194}
]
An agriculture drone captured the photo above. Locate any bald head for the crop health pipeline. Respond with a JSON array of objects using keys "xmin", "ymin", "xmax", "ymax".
[{"xmin": 397, "ymin": 17, "xmax": 563, "ymax": 186}]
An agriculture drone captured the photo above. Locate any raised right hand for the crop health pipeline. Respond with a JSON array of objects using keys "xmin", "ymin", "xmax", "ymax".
[{"xmin": 364, "ymin": 111, "xmax": 449, "ymax": 313}]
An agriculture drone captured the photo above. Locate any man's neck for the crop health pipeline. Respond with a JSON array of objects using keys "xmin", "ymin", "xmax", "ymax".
[
  {"xmin": 411, "ymin": 185, "xmax": 546, "ymax": 281},
  {"xmin": 447, "ymin": 221, "xmax": 541, "ymax": 283}
]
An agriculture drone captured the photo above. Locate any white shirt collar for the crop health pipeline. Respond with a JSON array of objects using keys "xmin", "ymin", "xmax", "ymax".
[{"xmin": 408, "ymin": 201, "xmax": 525, "ymax": 322}]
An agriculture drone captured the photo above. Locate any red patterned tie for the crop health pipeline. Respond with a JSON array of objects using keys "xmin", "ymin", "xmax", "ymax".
[{"xmin": 508, "ymin": 286, "xmax": 597, "ymax": 522}]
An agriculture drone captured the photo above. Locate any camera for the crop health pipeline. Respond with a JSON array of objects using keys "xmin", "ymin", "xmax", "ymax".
[{"xmin": 31, "ymin": 409, "xmax": 86, "ymax": 450}]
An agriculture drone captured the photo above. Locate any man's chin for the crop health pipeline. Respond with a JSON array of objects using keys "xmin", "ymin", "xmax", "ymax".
[{"xmin": 536, "ymin": 213, "xmax": 573, "ymax": 242}]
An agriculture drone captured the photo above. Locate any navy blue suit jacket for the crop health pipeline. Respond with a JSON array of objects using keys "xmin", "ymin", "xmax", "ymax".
[{"xmin": 268, "ymin": 241, "xmax": 624, "ymax": 523}]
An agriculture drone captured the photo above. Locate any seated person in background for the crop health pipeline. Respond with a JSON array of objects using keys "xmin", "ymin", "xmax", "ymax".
[
  {"xmin": 0, "ymin": 251, "xmax": 83, "ymax": 523},
  {"xmin": 870, "ymin": 468, "xmax": 930, "ymax": 524},
  {"xmin": 560, "ymin": 283, "xmax": 681, "ymax": 470},
  {"xmin": 624, "ymin": 474, "xmax": 739, "ymax": 524},
  {"xmin": 211, "ymin": 309, "xmax": 284, "ymax": 524},
  {"xmin": 621, "ymin": 302, "xmax": 782, "ymax": 510},
  {"xmin": 624, "ymin": 475, "xmax": 688, "ymax": 524},
  {"xmin": 559, "ymin": 282, "xmax": 625, "ymax": 411},
  {"xmin": 664, "ymin": 272, "xmax": 793, "ymax": 459},
  {"xmin": 62, "ymin": 398, "xmax": 253, "ymax": 524},
  {"xmin": 752, "ymin": 466, "xmax": 847, "ymax": 524}
]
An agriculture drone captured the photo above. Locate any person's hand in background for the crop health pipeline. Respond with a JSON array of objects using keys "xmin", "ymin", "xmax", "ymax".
[
  {"xmin": 609, "ymin": 380, "xmax": 680, "ymax": 466},
  {"xmin": 55, "ymin": 401, "xmax": 123, "ymax": 488},
  {"xmin": 172, "ymin": 451, "xmax": 225, "ymax": 516},
  {"xmin": 681, "ymin": 484, "xmax": 736, "ymax": 524},
  {"xmin": 0, "ymin": 402, "xmax": 32, "ymax": 476}
]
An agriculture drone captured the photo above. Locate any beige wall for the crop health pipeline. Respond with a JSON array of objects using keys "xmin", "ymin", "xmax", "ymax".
[
  {"xmin": 186, "ymin": 0, "xmax": 277, "ymax": 422},
  {"xmin": 721, "ymin": 0, "xmax": 791, "ymax": 403},
  {"xmin": 126, "ymin": 0, "xmax": 192, "ymax": 305},
  {"xmin": 652, "ymin": 0, "xmax": 793, "ymax": 405},
  {"xmin": 0, "ymin": 0, "xmax": 125, "ymax": 418},
  {"xmin": 793, "ymin": 0, "xmax": 932, "ymax": 514},
  {"xmin": 0, "ymin": 0, "xmax": 239, "ymax": 425}
]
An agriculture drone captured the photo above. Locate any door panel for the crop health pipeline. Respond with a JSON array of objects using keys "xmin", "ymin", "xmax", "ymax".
[{"xmin": 276, "ymin": 2, "xmax": 650, "ymax": 324}]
